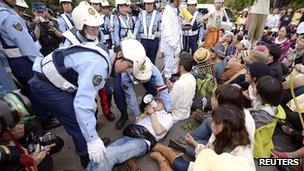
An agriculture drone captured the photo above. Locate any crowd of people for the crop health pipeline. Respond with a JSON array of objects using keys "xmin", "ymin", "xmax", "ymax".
[{"xmin": 0, "ymin": 0, "xmax": 304, "ymax": 170}]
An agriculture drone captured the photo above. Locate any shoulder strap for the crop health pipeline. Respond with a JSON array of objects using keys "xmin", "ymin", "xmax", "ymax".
[
  {"xmin": 142, "ymin": 11, "xmax": 147, "ymax": 38},
  {"xmin": 61, "ymin": 13, "xmax": 74, "ymax": 29},
  {"xmin": 148, "ymin": 11, "xmax": 157, "ymax": 37},
  {"xmin": 62, "ymin": 29, "xmax": 81, "ymax": 45},
  {"xmin": 191, "ymin": 11, "xmax": 199, "ymax": 26}
]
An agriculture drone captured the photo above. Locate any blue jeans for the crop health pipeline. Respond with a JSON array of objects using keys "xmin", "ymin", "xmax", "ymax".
[
  {"xmin": 173, "ymin": 156, "xmax": 190, "ymax": 171},
  {"xmin": 86, "ymin": 136, "xmax": 148, "ymax": 171},
  {"xmin": 185, "ymin": 117, "xmax": 212, "ymax": 159}
]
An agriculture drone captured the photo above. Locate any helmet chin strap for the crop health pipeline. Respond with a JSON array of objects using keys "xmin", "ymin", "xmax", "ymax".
[{"xmin": 85, "ymin": 34, "xmax": 98, "ymax": 41}]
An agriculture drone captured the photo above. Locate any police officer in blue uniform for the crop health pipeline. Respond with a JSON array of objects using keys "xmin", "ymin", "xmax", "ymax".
[
  {"xmin": 57, "ymin": 0, "xmax": 74, "ymax": 33},
  {"xmin": 134, "ymin": 0, "xmax": 161, "ymax": 64},
  {"xmin": 29, "ymin": 2, "xmax": 148, "ymax": 168},
  {"xmin": 121, "ymin": 57, "xmax": 172, "ymax": 117},
  {"xmin": 0, "ymin": 0, "xmax": 56, "ymax": 123},
  {"xmin": 101, "ymin": 0, "xmax": 115, "ymax": 49},
  {"xmin": 113, "ymin": 0, "xmax": 135, "ymax": 45},
  {"xmin": 182, "ymin": 0, "xmax": 204, "ymax": 54}
]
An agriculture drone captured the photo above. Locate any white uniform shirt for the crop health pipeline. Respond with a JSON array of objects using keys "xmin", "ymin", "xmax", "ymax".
[{"xmin": 170, "ymin": 72, "xmax": 196, "ymax": 123}]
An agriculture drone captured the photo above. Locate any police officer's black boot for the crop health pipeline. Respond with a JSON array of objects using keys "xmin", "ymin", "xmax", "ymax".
[{"xmin": 115, "ymin": 110, "xmax": 128, "ymax": 129}]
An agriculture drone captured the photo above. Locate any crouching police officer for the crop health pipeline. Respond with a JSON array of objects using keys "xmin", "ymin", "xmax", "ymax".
[
  {"xmin": 121, "ymin": 55, "xmax": 172, "ymax": 118},
  {"xmin": 28, "ymin": 2, "xmax": 147, "ymax": 168}
]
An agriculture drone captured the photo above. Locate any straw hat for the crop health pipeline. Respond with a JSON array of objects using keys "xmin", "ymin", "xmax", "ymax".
[{"xmin": 193, "ymin": 48, "xmax": 211, "ymax": 63}]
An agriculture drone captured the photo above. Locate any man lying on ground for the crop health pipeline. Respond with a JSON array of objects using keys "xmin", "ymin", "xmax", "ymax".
[{"xmin": 85, "ymin": 95, "xmax": 173, "ymax": 171}]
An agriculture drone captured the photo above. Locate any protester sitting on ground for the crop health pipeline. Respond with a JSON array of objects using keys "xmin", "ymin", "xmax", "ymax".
[
  {"xmin": 243, "ymin": 62, "xmax": 271, "ymax": 110},
  {"xmin": 290, "ymin": 33, "xmax": 299, "ymax": 49},
  {"xmin": 265, "ymin": 8, "xmax": 280, "ymax": 32},
  {"xmin": 86, "ymin": 96, "xmax": 173, "ymax": 171},
  {"xmin": 151, "ymin": 105, "xmax": 255, "ymax": 171},
  {"xmin": 224, "ymin": 44, "xmax": 269, "ymax": 87},
  {"xmin": 211, "ymin": 44, "xmax": 227, "ymax": 81},
  {"xmin": 266, "ymin": 44, "xmax": 284, "ymax": 81},
  {"xmin": 280, "ymin": 7, "xmax": 293, "ymax": 27},
  {"xmin": 169, "ymin": 84, "xmax": 255, "ymax": 160},
  {"xmin": 289, "ymin": 8, "xmax": 304, "ymax": 30},
  {"xmin": 250, "ymin": 75, "xmax": 286, "ymax": 158},
  {"xmin": 220, "ymin": 39, "xmax": 251, "ymax": 83},
  {"xmin": 272, "ymin": 26, "xmax": 293, "ymax": 62},
  {"xmin": 219, "ymin": 31, "xmax": 235, "ymax": 57},
  {"xmin": 166, "ymin": 52, "xmax": 196, "ymax": 123},
  {"xmin": 283, "ymin": 34, "xmax": 304, "ymax": 66}
]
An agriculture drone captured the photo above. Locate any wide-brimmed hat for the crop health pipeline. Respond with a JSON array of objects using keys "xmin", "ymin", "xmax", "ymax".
[
  {"xmin": 212, "ymin": 44, "xmax": 226, "ymax": 59},
  {"xmin": 193, "ymin": 48, "xmax": 211, "ymax": 63}
]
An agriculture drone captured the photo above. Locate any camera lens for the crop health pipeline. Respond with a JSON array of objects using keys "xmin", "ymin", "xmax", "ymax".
[{"xmin": 39, "ymin": 134, "xmax": 57, "ymax": 145}]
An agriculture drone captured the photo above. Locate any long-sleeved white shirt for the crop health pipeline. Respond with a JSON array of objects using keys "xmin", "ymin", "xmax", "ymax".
[
  {"xmin": 170, "ymin": 72, "xmax": 196, "ymax": 123},
  {"xmin": 160, "ymin": 3, "xmax": 182, "ymax": 54},
  {"xmin": 265, "ymin": 14, "xmax": 280, "ymax": 29}
]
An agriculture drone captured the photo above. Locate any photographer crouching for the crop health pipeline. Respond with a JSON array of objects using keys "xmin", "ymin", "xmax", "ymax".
[{"xmin": 0, "ymin": 90, "xmax": 64, "ymax": 171}]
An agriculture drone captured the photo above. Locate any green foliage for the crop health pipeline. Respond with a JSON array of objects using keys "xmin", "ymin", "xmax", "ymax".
[{"xmin": 27, "ymin": 0, "xmax": 304, "ymax": 14}]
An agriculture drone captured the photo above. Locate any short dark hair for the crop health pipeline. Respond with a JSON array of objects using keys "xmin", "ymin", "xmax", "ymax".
[
  {"xmin": 256, "ymin": 75, "xmax": 283, "ymax": 106},
  {"xmin": 268, "ymin": 44, "xmax": 281, "ymax": 61},
  {"xmin": 214, "ymin": 84, "xmax": 244, "ymax": 110},
  {"xmin": 179, "ymin": 52, "xmax": 194, "ymax": 72}
]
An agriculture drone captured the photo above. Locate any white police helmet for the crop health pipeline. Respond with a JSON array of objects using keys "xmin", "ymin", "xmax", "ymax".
[
  {"xmin": 90, "ymin": 0, "xmax": 102, "ymax": 4},
  {"xmin": 187, "ymin": 0, "xmax": 197, "ymax": 5},
  {"xmin": 143, "ymin": 0, "xmax": 155, "ymax": 3},
  {"xmin": 101, "ymin": 0, "xmax": 110, "ymax": 6},
  {"xmin": 16, "ymin": 0, "xmax": 29, "ymax": 8},
  {"xmin": 116, "ymin": 0, "xmax": 127, "ymax": 7},
  {"xmin": 72, "ymin": 1, "xmax": 103, "ymax": 30},
  {"xmin": 59, "ymin": 0, "xmax": 72, "ymax": 3},
  {"xmin": 120, "ymin": 39, "xmax": 151, "ymax": 80}
]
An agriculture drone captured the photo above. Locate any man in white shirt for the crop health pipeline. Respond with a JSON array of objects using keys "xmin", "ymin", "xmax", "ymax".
[
  {"xmin": 160, "ymin": 0, "xmax": 183, "ymax": 81},
  {"xmin": 200, "ymin": 0, "xmax": 224, "ymax": 51},
  {"xmin": 166, "ymin": 52, "xmax": 196, "ymax": 123},
  {"xmin": 265, "ymin": 8, "xmax": 280, "ymax": 32},
  {"xmin": 248, "ymin": 0, "xmax": 270, "ymax": 43}
]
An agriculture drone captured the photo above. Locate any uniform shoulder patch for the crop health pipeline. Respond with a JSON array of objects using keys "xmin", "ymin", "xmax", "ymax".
[
  {"xmin": 92, "ymin": 75, "xmax": 102, "ymax": 86},
  {"xmin": 13, "ymin": 22, "xmax": 23, "ymax": 31}
]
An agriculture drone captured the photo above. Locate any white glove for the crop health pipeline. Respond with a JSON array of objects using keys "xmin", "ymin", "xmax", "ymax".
[{"xmin": 87, "ymin": 138, "xmax": 107, "ymax": 163}]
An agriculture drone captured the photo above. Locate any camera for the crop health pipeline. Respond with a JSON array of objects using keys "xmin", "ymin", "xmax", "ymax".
[{"xmin": 27, "ymin": 134, "xmax": 58, "ymax": 154}]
